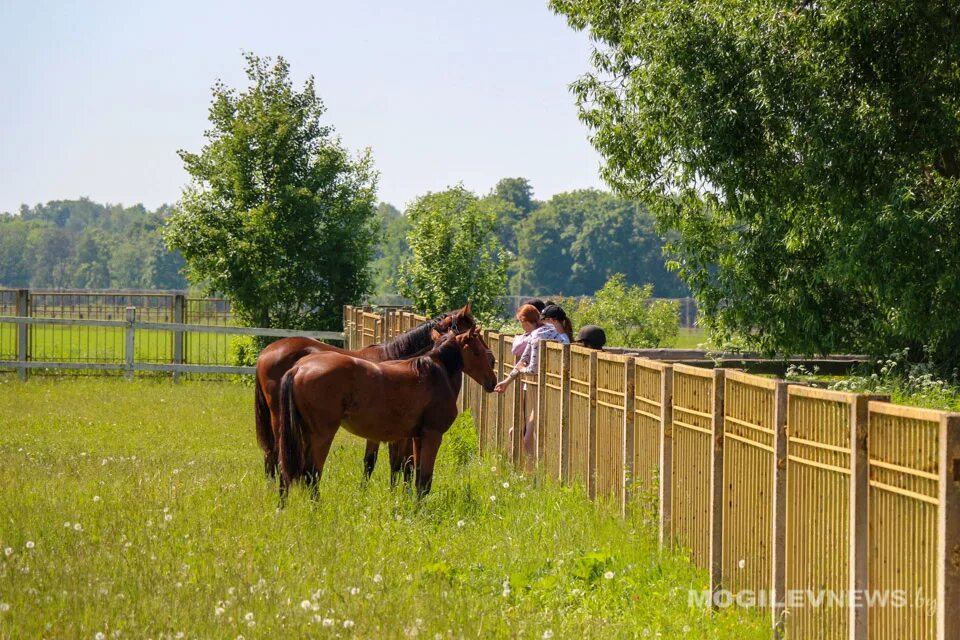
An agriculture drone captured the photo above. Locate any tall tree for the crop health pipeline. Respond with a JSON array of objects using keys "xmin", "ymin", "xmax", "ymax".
[
  {"xmin": 370, "ymin": 202, "xmax": 410, "ymax": 295},
  {"xmin": 398, "ymin": 186, "xmax": 508, "ymax": 321},
  {"xmin": 552, "ymin": 0, "xmax": 960, "ymax": 369},
  {"xmin": 165, "ymin": 54, "xmax": 378, "ymax": 331}
]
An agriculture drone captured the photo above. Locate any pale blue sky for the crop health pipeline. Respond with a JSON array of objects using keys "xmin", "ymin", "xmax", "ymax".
[{"xmin": 0, "ymin": 1, "xmax": 605, "ymax": 214}]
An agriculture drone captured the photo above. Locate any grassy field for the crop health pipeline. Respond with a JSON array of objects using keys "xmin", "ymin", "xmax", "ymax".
[{"xmin": 0, "ymin": 378, "xmax": 769, "ymax": 638}]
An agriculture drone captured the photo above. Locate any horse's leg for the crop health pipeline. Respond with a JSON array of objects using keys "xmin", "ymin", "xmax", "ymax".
[
  {"xmin": 362, "ymin": 440, "xmax": 379, "ymax": 484},
  {"xmin": 414, "ymin": 431, "xmax": 443, "ymax": 498},
  {"xmin": 400, "ymin": 438, "xmax": 415, "ymax": 485},
  {"xmin": 307, "ymin": 427, "xmax": 337, "ymax": 501},
  {"xmin": 388, "ymin": 441, "xmax": 402, "ymax": 488}
]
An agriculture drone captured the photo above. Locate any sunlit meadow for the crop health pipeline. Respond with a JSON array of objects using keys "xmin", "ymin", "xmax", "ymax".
[{"xmin": 0, "ymin": 378, "xmax": 769, "ymax": 638}]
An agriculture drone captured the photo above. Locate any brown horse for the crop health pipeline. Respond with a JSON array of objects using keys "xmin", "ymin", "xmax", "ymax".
[
  {"xmin": 278, "ymin": 328, "xmax": 496, "ymax": 500},
  {"xmin": 255, "ymin": 304, "xmax": 476, "ymax": 482}
]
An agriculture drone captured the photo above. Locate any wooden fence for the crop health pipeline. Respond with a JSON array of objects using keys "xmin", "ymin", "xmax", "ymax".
[{"xmin": 441, "ymin": 318, "xmax": 960, "ymax": 640}]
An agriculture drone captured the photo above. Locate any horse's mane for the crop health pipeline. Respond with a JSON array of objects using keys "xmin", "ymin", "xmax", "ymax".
[
  {"xmin": 380, "ymin": 311, "xmax": 454, "ymax": 360},
  {"xmin": 411, "ymin": 334, "xmax": 464, "ymax": 380}
]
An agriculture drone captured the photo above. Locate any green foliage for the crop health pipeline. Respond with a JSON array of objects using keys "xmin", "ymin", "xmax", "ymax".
[
  {"xmin": 551, "ymin": 0, "xmax": 960, "ymax": 372},
  {"xmin": 397, "ymin": 185, "xmax": 508, "ymax": 321},
  {"xmin": 165, "ymin": 53, "xmax": 378, "ymax": 331},
  {"xmin": 0, "ymin": 200, "xmax": 187, "ymax": 289},
  {"xmin": 515, "ymin": 189, "xmax": 686, "ymax": 297},
  {"xmin": 563, "ymin": 274, "xmax": 679, "ymax": 348},
  {"xmin": 369, "ymin": 202, "xmax": 410, "ymax": 295},
  {"xmin": 228, "ymin": 335, "xmax": 259, "ymax": 367}
]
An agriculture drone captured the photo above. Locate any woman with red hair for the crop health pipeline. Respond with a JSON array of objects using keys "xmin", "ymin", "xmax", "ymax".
[{"xmin": 494, "ymin": 304, "xmax": 562, "ymax": 461}]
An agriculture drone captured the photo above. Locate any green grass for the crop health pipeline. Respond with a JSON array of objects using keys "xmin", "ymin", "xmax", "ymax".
[
  {"xmin": 0, "ymin": 378, "xmax": 769, "ymax": 638},
  {"xmin": 0, "ymin": 325, "xmax": 240, "ymax": 366},
  {"xmin": 670, "ymin": 328, "xmax": 706, "ymax": 349}
]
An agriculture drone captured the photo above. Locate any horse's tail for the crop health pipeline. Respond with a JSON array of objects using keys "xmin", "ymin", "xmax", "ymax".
[
  {"xmin": 278, "ymin": 368, "xmax": 305, "ymax": 486},
  {"xmin": 254, "ymin": 376, "xmax": 274, "ymax": 455}
]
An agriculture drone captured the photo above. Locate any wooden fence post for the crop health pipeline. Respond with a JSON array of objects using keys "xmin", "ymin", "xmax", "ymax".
[
  {"xmin": 16, "ymin": 289, "xmax": 28, "ymax": 382},
  {"xmin": 659, "ymin": 364, "xmax": 674, "ymax": 550},
  {"xmin": 172, "ymin": 294, "xmax": 185, "ymax": 383},
  {"xmin": 588, "ymin": 351, "xmax": 599, "ymax": 501},
  {"xmin": 536, "ymin": 352, "xmax": 547, "ymax": 469},
  {"xmin": 622, "ymin": 357, "xmax": 636, "ymax": 517},
  {"xmin": 849, "ymin": 395, "xmax": 870, "ymax": 640},
  {"xmin": 709, "ymin": 368, "xmax": 726, "ymax": 596},
  {"xmin": 559, "ymin": 344, "xmax": 572, "ymax": 484},
  {"xmin": 939, "ymin": 414, "xmax": 960, "ymax": 640},
  {"xmin": 771, "ymin": 381, "xmax": 790, "ymax": 636},
  {"xmin": 124, "ymin": 307, "xmax": 136, "ymax": 381}
]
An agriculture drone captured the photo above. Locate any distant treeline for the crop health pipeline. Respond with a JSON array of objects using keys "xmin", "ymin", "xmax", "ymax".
[
  {"xmin": 371, "ymin": 178, "xmax": 688, "ymax": 298},
  {"xmin": 1, "ymin": 180, "xmax": 687, "ymax": 298},
  {"xmin": 0, "ymin": 199, "xmax": 188, "ymax": 290}
]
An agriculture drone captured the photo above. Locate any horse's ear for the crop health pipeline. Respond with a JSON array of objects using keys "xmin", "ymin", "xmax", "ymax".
[
  {"xmin": 430, "ymin": 328, "xmax": 443, "ymax": 342},
  {"xmin": 463, "ymin": 301, "xmax": 472, "ymax": 315}
]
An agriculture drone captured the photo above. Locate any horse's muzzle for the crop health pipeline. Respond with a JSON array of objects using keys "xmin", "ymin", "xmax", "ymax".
[{"xmin": 483, "ymin": 380, "xmax": 496, "ymax": 393}]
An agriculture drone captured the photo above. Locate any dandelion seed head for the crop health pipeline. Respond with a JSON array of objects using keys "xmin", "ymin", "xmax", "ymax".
[
  {"xmin": 603, "ymin": 570, "xmax": 615, "ymax": 580},
  {"xmin": 215, "ymin": 607, "xmax": 225, "ymax": 617},
  {"xmin": 457, "ymin": 520, "xmax": 465, "ymax": 528},
  {"xmin": 543, "ymin": 631, "xmax": 555, "ymax": 639},
  {"xmin": 502, "ymin": 481, "xmax": 510, "ymax": 489},
  {"xmin": 322, "ymin": 618, "xmax": 334, "ymax": 627},
  {"xmin": 95, "ymin": 633, "xmax": 105, "ymax": 640},
  {"xmin": 25, "ymin": 541, "xmax": 34, "ymax": 549},
  {"xmin": 3, "ymin": 547, "xmax": 11, "ymax": 556},
  {"xmin": 489, "ymin": 495, "xmax": 497, "ymax": 502},
  {"xmin": 244, "ymin": 612, "xmax": 254, "ymax": 622},
  {"xmin": 164, "ymin": 514, "xmax": 173, "ymax": 522},
  {"xmin": 349, "ymin": 587, "xmax": 360, "ymax": 596},
  {"xmin": 0, "ymin": 603, "xmax": 9, "ymax": 612},
  {"xmin": 300, "ymin": 600, "xmax": 312, "ymax": 610},
  {"xmin": 343, "ymin": 620, "xmax": 354, "ymax": 628}
]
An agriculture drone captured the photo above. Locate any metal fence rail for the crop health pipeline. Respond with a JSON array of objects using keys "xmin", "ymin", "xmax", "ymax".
[{"xmin": 0, "ymin": 313, "xmax": 342, "ymax": 378}]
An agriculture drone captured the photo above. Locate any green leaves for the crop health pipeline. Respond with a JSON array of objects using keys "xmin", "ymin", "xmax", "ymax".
[
  {"xmin": 553, "ymin": 0, "xmax": 960, "ymax": 371},
  {"xmin": 164, "ymin": 54, "xmax": 378, "ymax": 332},
  {"xmin": 397, "ymin": 186, "xmax": 508, "ymax": 322}
]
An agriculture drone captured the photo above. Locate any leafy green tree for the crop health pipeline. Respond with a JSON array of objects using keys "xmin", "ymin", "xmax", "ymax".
[
  {"xmin": 563, "ymin": 274, "xmax": 679, "ymax": 348},
  {"xmin": 370, "ymin": 202, "xmax": 410, "ymax": 294},
  {"xmin": 398, "ymin": 185, "xmax": 508, "ymax": 321},
  {"xmin": 164, "ymin": 54, "xmax": 378, "ymax": 331},
  {"xmin": 514, "ymin": 189, "xmax": 686, "ymax": 296},
  {"xmin": 552, "ymin": 0, "xmax": 960, "ymax": 369}
]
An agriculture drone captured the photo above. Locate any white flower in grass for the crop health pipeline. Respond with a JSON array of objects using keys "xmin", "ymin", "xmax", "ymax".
[
  {"xmin": 300, "ymin": 600, "xmax": 312, "ymax": 611},
  {"xmin": 164, "ymin": 514, "xmax": 173, "ymax": 523},
  {"xmin": 322, "ymin": 618, "xmax": 334, "ymax": 627},
  {"xmin": 457, "ymin": 520, "xmax": 466, "ymax": 528},
  {"xmin": 244, "ymin": 612, "xmax": 254, "ymax": 622},
  {"xmin": 25, "ymin": 541, "xmax": 34, "ymax": 550},
  {"xmin": 95, "ymin": 633, "xmax": 105, "ymax": 640},
  {"xmin": 489, "ymin": 495, "xmax": 497, "ymax": 502},
  {"xmin": 373, "ymin": 573, "xmax": 383, "ymax": 584},
  {"xmin": 349, "ymin": 587, "xmax": 360, "ymax": 596},
  {"xmin": 0, "ymin": 603, "xmax": 9, "ymax": 612},
  {"xmin": 491, "ymin": 466, "xmax": 497, "ymax": 472},
  {"xmin": 73, "ymin": 523, "xmax": 82, "ymax": 531},
  {"xmin": 215, "ymin": 606, "xmax": 225, "ymax": 617},
  {"xmin": 682, "ymin": 625, "xmax": 690, "ymax": 634},
  {"xmin": 343, "ymin": 620, "xmax": 355, "ymax": 628},
  {"xmin": 3, "ymin": 547, "xmax": 11, "ymax": 557},
  {"xmin": 519, "ymin": 492, "xmax": 526, "ymax": 499},
  {"xmin": 543, "ymin": 631, "xmax": 555, "ymax": 639},
  {"xmin": 502, "ymin": 481, "xmax": 510, "ymax": 489},
  {"xmin": 175, "ymin": 633, "xmax": 185, "ymax": 639},
  {"xmin": 603, "ymin": 570, "xmax": 615, "ymax": 580},
  {"xmin": 93, "ymin": 495, "xmax": 101, "ymax": 502},
  {"xmin": 64, "ymin": 522, "xmax": 71, "ymax": 528}
]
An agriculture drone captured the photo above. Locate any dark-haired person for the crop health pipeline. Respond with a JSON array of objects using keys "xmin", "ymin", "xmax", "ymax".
[
  {"xmin": 520, "ymin": 298, "xmax": 545, "ymax": 313},
  {"xmin": 494, "ymin": 304, "xmax": 561, "ymax": 461},
  {"xmin": 574, "ymin": 325, "xmax": 606, "ymax": 350},
  {"xmin": 540, "ymin": 304, "xmax": 573, "ymax": 343}
]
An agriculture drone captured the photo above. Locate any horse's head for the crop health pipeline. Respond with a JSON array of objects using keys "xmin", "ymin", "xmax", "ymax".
[
  {"xmin": 437, "ymin": 302, "xmax": 477, "ymax": 336},
  {"xmin": 454, "ymin": 327, "xmax": 497, "ymax": 393}
]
